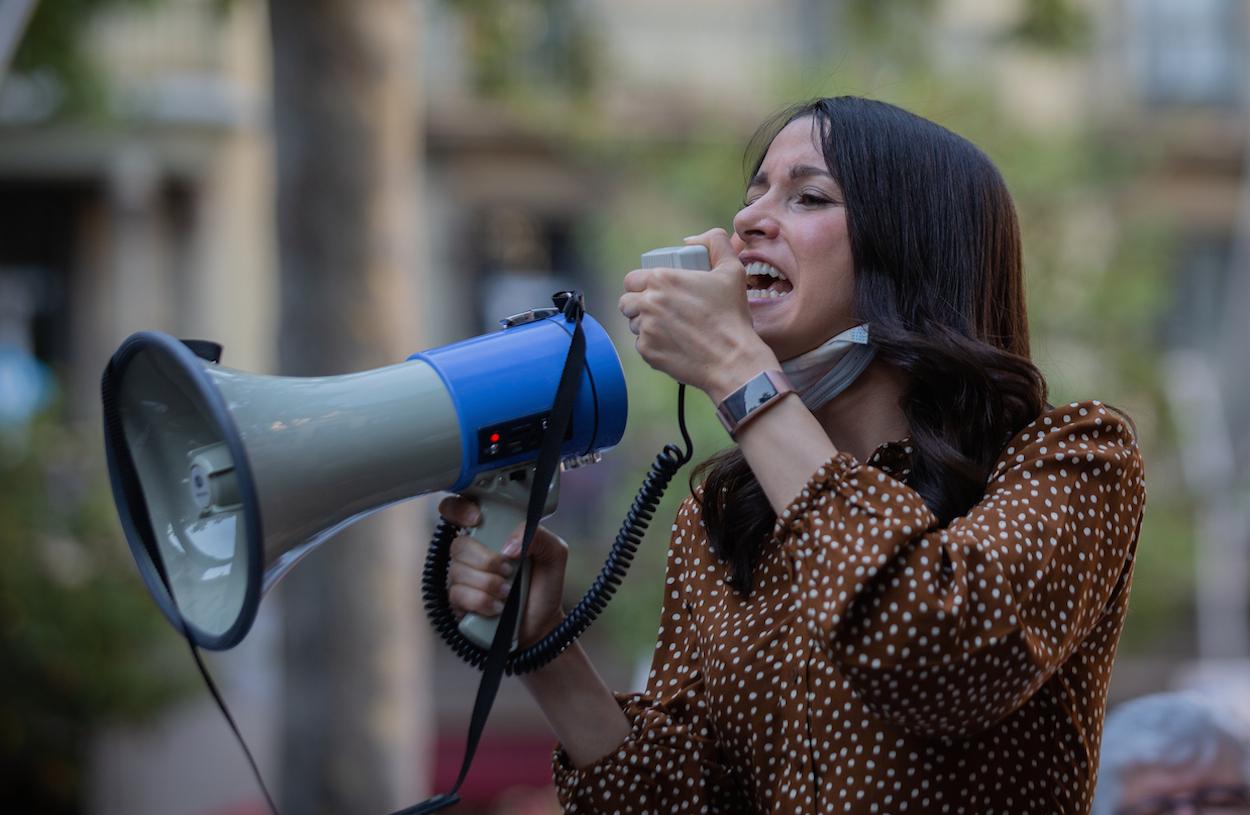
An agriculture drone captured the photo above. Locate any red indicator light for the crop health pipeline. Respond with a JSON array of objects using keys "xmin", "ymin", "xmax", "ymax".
[{"xmin": 489, "ymin": 433, "xmax": 501, "ymax": 443}]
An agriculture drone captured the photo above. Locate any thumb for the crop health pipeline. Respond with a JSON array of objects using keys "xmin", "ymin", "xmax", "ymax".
[
  {"xmin": 684, "ymin": 228, "xmax": 741, "ymax": 273},
  {"xmin": 526, "ymin": 527, "xmax": 568, "ymax": 565},
  {"xmin": 503, "ymin": 523, "xmax": 566, "ymax": 563}
]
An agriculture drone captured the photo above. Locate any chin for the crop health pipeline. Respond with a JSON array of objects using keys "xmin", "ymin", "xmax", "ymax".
[
  {"xmin": 752, "ymin": 326, "xmax": 798, "ymax": 362},
  {"xmin": 750, "ymin": 308, "xmax": 790, "ymax": 349}
]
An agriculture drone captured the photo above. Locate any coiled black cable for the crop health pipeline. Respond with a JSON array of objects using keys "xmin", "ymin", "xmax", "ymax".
[{"xmin": 422, "ymin": 384, "xmax": 694, "ymax": 675}]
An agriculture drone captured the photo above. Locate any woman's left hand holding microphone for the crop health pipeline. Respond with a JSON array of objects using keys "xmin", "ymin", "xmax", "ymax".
[{"xmin": 620, "ymin": 228, "xmax": 778, "ymax": 403}]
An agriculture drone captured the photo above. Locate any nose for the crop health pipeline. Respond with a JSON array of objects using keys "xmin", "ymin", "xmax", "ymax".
[{"xmin": 733, "ymin": 196, "xmax": 779, "ymax": 242}]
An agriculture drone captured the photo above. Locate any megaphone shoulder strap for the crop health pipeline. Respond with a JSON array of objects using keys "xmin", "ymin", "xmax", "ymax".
[{"xmin": 394, "ymin": 293, "xmax": 589, "ymax": 815}]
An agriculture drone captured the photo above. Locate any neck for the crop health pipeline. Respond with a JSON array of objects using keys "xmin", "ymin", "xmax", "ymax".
[{"xmin": 809, "ymin": 358, "xmax": 909, "ymax": 462}]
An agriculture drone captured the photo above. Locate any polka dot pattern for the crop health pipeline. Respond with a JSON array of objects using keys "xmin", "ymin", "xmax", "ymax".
[{"xmin": 553, "ymin": 400, "xmax": 1146, "ymax": 813}]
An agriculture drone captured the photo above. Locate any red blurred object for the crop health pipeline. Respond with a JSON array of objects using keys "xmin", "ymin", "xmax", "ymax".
[
  {"xmin": 200, "ymin": 732, "xmax": 557, "ymax": 814},
  {"xmin": 203, "ymin": 801, "xmax": 268, "ymax": 815},
  {"xmin": 433, "ymin": 732, "xmax": 558, "ymax": 804}
]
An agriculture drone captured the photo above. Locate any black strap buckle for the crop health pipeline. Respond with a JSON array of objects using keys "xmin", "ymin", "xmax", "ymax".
[{"xmin": 551, "ymin": 290, "xmax": 584, "ymax": 322}]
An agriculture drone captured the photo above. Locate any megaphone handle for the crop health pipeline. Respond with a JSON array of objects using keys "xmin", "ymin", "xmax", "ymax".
[
  {"xmin": 457, "ymin": 466, "xmax": 556, "ymax": 650},
  {"xmin": 457, "ymin": 498, "xmax": 531, "ymax": 650}
]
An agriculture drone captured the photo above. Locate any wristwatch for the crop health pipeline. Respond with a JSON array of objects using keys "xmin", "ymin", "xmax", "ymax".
[{"xmin": 715, "ymin": 369, "xmax": 796, "ymax": 437}]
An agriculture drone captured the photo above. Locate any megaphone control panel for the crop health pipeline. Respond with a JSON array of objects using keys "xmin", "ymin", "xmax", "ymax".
[
  {"xmin": 477, "ymin": 410, "xmax": 573, "ymax": 465},
  {"xmin": 412, "ymin": 312, "xmax": 626, "ymax": 491}
]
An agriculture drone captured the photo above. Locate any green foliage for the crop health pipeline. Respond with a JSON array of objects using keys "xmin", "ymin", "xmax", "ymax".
[
  {"xmin": 438, "ymin": 0, "xmax": 598, "ymax": 102},
  {"xmin": 843, "ymin": 0, "xmax": 939, "ymax": 66},
  {"xmin": 11, "ymin": 0, "xmax": 159, "ymax": 116},
  {"xmin": 1118, "ymin": 486, "xmax": 1197, "ymax": 654},
  {"xmin": 1011, "ymin": 0, "xmax": 1092, "ymax": 52},
  {"xmin": 0, "ymin": 412, "xmax": 191, "ymax": 812}
]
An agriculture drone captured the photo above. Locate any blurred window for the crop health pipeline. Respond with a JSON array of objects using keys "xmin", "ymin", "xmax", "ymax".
[
  {"xmin": 1161, "ymin": 233, "xmax": 1235, "ymax": 355},
  {"xmin": 472, "ymin": 207, "xmax": 580, "ymax": 332},
  {"xmin": 0, "ymin": 182, "xmax": 82, "ymax": 367},
  {"xmin": 1130, "ymin": 0, "xmax": 1245, "ymax": 107}
]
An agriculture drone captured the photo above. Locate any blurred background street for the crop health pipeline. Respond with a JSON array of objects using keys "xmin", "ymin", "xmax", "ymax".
[{"xmin": 1, "ymin": 0, "xmax": 1248, "ymax": 813}]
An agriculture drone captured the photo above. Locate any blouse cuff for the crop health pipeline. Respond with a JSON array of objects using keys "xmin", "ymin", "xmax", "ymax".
[
  {"xmin": 769, "ymin": 451, "xmax": 862, "ymax": 542},
  {"xmin": 551, "ymin": 692, "xmax": 651, "ymax": 787},
  {"xmin": 770, "ymin": 451, "xmax": 936, "ymax": 544}
]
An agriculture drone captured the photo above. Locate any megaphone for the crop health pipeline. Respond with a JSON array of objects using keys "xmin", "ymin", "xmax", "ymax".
[{"xmin": 101, "ymin": 297, "xmax": 627, "ymax": 652}]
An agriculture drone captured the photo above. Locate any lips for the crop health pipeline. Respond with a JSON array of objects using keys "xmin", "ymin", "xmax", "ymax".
[{"xmin": 743, "ymin": 260, "xmax": 793, "ymax": 300}]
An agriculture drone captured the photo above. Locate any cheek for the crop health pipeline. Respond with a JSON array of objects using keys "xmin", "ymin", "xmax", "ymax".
[
  {"xmin": 797, "ymin": 226, "xmax": 854, "ymax": 311},
  {"xmin": 797, "ymin": 213, "xmax": 851, "ymax": 267}
]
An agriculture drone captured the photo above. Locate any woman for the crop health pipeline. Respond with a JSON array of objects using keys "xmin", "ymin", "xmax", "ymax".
[{"xmin": 440, "ymin": 96, "xmax": 1146, "ymax": 813}]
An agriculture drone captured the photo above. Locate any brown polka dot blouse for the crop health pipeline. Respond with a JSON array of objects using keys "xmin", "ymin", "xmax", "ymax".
[{"xmin": 552, "ymin": 400, "xmax": 1146, "ymax": 813}]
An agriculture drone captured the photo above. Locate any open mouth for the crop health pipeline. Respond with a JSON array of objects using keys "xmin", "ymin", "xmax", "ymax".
[{"xmin": 745, "ymin": 261, "xmax": 793, "ymax": 301}]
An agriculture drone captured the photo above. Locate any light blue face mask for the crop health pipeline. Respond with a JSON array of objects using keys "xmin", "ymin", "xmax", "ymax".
[{"xmin": 780, "ymin": 324, "xmax": 875, "ymax": 411}]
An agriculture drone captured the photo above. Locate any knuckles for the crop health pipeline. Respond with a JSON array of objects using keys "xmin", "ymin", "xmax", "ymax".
[
  {"xmin": 622, "ymin": 268, "xmax": 649, "ymax": 292},
  {"xmin": 447, "ymin": 585, "xmax": 496, "ymax": 617},
  {"xmin": 438, "ymin": 496, "xmax": 479, "ymax": 526}
]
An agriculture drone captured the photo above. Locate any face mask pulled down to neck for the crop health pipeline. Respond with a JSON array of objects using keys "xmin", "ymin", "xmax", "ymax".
[{"xmin": 780, "ymin": 324, "xmax": 875, "ymax": 411}]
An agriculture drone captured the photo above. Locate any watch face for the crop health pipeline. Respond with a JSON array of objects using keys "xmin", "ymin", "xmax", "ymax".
[
  {"xmin": 717, "ymin": 370, "xmax": 790, "ymax": 435},
  {"xmin": 742, "ymin": 376, "xmax": 779, "ymax": 411}
]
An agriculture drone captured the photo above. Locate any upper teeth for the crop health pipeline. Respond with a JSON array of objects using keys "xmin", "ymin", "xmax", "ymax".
[{"xmin": 745, "ymin": 261, "xmax": 787, "ymax": 280}]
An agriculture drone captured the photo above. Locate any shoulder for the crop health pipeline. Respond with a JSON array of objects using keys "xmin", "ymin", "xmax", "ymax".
[
  {"xmin": 988, "ymin": 399, "xmax": 1144, "ymax": 489},
  {"xmin": 673, "ymin": 489, "xmax": 708, "ymax": 544},
  {"xmin": 665, "ymin": 488, "xmax": 720, "ymax": 559},
  {"xmin": 659, "ymin": 490, "xmax": 713, "ymax": 584}
]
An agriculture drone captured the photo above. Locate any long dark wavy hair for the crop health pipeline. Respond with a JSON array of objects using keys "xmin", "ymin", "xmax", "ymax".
[{"xmin": 694, "ymin": 97, "xmax": 1049, "ymax": 595}]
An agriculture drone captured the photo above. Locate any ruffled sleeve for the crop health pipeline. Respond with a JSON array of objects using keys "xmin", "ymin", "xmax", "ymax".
[
  {"xmin": 774, "ymin": 400, "xmax": 1146, "ymax": 737},
  {"xmin": 552, "ymin": 496, "xmax": 737, "ymax": 812}
]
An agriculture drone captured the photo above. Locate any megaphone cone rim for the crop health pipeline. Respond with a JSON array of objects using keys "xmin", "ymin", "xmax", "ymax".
[{"xmin": 101, "ymin": 330, "xmax": 264, "ymax": 651}]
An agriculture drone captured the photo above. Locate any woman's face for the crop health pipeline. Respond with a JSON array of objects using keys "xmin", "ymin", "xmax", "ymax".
[{"xmin": 731, "ymin": 116, "xmax": 856, "ymax": 361}]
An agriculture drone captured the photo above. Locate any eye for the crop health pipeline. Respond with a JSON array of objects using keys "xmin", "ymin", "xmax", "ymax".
[{"xmin": 797, "ymin": 191, "xmax": 833, "ymax": 207}]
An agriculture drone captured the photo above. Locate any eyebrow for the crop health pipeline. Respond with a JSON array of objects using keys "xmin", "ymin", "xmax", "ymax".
[{"xmin": 748, "ymin": 164, "xmax": 833, "ymax": 188}]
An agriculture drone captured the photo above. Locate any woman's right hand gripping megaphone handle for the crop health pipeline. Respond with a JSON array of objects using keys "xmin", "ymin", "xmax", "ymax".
[{"xmin": 439, "ymin": 494, "xmax": 569, "ymax": 650}]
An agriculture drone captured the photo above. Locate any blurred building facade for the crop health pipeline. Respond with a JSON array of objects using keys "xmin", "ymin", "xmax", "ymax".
[
  {"xmin": 1, "ymin": 3, "xmax": 280, "ymax": 812},
  {"xmin": 1, "ymin": 0, "xmax": 1247, "ymax": 813}
]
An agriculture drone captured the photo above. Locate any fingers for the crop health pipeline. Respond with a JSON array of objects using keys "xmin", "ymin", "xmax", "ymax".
[
  {"xmin": 521, "ymin": 525, "xmax": 569, "ymax": 565},
  {"xmin": 619, "ymin": 291, "xmax": 641, "ymax": 321},
  {"xmin": 449, "ymin": 532, "xmax": 514, "ymax": 574},
  {"xmin": 500, "ymin": 521, "xmax": 569, "ymax": 562},
  {"xmin": 623, "ymin": 268, "xmax": 651, "ymax": 293},
  {"xmin": 619, "ymin": 271, "xmax": 649, "ymax": 325},
  {"xmin": 684, "ymin": 227, "xmax": 738, "ymax": 270},
  {"xmin": 448, "ymin": 558, "xmax": 512, "ymax": 601},
  {"xmin": 438, "ymin": 495, "xmax": 480, "ymax": 527},
  {"xmin": 448, "ymin": 583, "xmax": 506, "ymax": 619},
  {"xmin": 447, "ymin": 533, "xmax": 515, "ymax": 619},
  {"xmin": 446, "ymin": 526, "xmax": 567, "ymax": 624}
]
